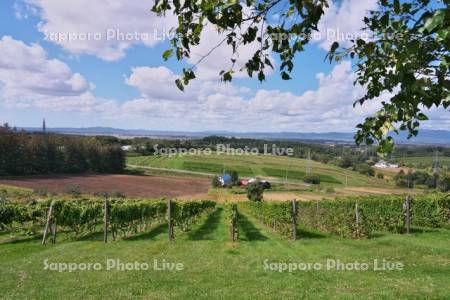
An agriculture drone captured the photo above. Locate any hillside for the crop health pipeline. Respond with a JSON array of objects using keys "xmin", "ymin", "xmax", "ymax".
[{"xmin": 127, "ymin": 154, "xmax": 389, "ymax": 188}]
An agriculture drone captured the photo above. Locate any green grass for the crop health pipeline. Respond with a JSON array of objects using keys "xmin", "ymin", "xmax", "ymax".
[
  {"xmin": 394, "ymin": 156, "xmax": 450, "ymax": 169},
  {"xmin": 127, "ymin": 154, "xmax": 385, "ymax": 187},
  {"xmin": 0, "ymin": 184, "xmax": 34, "ymax": 198},
  {"xmin": 1, "ymin": 206, "xmax": 449, "ymax": 299}
]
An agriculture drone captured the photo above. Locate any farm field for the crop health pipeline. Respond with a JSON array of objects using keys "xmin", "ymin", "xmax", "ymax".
[
  {"xmin": 0, "ymin": 174, "xmax": 209, "ymax": 199},
  {"xmin": 0, "ymin": 206, "xmax": 449, "ymax": 299},
  {"xmin": 127, "ymin": 154, "xmax": 389, "ymax": 187},
  {"xmin": 394, "ymin": 156, "xmax": 450, "ymax": 169},
  {"xmin": 207, "ymin": 185, "xmax": 418, "ymax": 202}
]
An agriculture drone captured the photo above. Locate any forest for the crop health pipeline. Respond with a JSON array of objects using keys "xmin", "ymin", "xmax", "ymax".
[{"xmin": 0, "ymin": 124, "xmax": 125, "ymax": 176}]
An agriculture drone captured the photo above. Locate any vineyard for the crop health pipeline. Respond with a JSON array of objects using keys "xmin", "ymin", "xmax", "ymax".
[
  {"xmin": 0, "ymin": 196, "xmax": 215, "ymax": 242},
  {"xmin": 2, "ymin": 190, "xmax": 448, "ymax": 244},
  {"xmin": 0, "ymin": 188, "xmax": 449, "ymax": 298},
  {"xmin": 239, "ymin": 193, "xmax": 450, "ymax": 240}
]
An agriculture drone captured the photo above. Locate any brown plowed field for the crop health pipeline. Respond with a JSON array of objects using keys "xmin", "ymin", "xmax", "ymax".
[{"xmin": 0, "ymin": 174, "xmax": 210, "ymax": 198}]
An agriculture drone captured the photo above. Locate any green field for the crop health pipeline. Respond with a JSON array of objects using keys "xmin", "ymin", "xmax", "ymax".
[
  {"xmin": 1, "ymin": 206, "xmax": 449, "ymax": 299},
  {"xmin": 394, "ymin": 156, "xmax": 450, "ymax": 169},
  {"xmin": 127, "ymin": 154, "xmax": 388, "ymax": 187}
]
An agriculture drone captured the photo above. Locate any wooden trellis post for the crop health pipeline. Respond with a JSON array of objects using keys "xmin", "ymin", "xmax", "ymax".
[
  {"xmin": 292, "ymin": 199, "xmax": 297, "ymax": 241},
  {"xmin": 316, "ymin": 201, "xmax": 320, "ymax": 225},
  {"xmin": 230, "ymin": 204, "xmax": 238, "ymax": 242},
  {"xmin": 405, "ymin": 196, "xmax": 412, "ymax": 234},
  {"xmin": 42, "ymin": 200, "xmax": 55, "ymax": 245},
  {"xmin": 103, "ymin": 197, "xmax": 109, "ymax": 243},
  {"xmin": 51, "ymin": 220, "xmax": 57, "ymax": 244},
  {"xmin": 168, "ymin": 199, "xmax": 174, "ymax": 241},
  {"xmin": 355, "ymin": 203, "xmax": 360, "ymax": 238}
]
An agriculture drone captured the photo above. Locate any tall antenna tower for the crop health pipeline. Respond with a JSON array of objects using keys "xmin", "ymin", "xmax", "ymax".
[
  {"xmin": 433, "ymin": 149, "xmax": 440, "ymax": 174},
  {"xmin": 42, "ymin": 118, "xmax": 46, "ymax": 133}
]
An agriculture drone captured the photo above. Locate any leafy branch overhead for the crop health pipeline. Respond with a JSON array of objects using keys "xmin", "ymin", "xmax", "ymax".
[
  {"xmin": 152, "ymin": 0, "xmax": 327, "ymax": 87},
  {"xmin": 328, "ymin": 0, "xmax": 450, "ymax": 154},
  {"xmin": 152, "ymin": 0, "xmax": 449, "ymax": 154}
]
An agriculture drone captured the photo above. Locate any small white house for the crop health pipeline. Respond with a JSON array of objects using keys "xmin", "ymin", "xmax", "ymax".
[
  {"xmin": 374, "ymin": 160, "xmax": 399, "ymax": 169},
  {"xmin": 121, "ymin": 145, "xmax": 133, "ymax": 151}
]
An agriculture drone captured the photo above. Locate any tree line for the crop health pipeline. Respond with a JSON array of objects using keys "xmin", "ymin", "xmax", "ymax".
[
  {"xmin": 123, "ymin": 135, "xmax": 450, "ymax": 170},
  {"xmin": 0, "ymin": 124, "xmax": 125, "ymax": 176}
]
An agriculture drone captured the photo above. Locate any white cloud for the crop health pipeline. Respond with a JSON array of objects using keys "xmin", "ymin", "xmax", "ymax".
[
  {"xmin": 0, "ymin": 36, "xmax": 122, "ymax": 117},
  {"xmin": 23, "ymin": 0, "xmax": 175, "ymax": 61},
  {"xmin": 1, "ymin": 36, "xmax": 447, "ymax": 131},
  {"xmin": 187, "ymin": 23, "xmax": 271, "ymax": 80},
  {"xmin": 117, "ymin": 61, "xmax": 381, "ymax": 131},
  {"xmin": 125, "ymin": 66, "xmax": 195, "ymax": 101},
  {"xmin": 315, "ymin": 0, "xmax": 378, "ymax": 50},
  {"xmin": 0, "ymin": 36, "xmax": 93, "ymax": 104}
]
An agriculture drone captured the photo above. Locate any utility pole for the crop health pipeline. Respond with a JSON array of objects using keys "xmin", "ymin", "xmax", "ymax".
[
  {"xmin": 305, "ymin": 148, "xmax": 311, "ymax": 176},
  {"xmin": 42, "ymin": 118, "xmax": 49, "ymax": 173}
]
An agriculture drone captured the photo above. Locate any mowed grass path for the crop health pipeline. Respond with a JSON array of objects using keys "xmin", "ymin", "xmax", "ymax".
[
  {"xmin": 1, "ymin": 207, "xmax": 449, "ymax": 299},
  {"xmin": 127, "ymin": 154, "xmax": 388, "ymax": 187}
]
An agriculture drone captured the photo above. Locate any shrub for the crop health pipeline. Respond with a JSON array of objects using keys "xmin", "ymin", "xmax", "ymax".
[
  {"xmin": 247, "ymin": 181, "xmax": 264, "ymax": 202},
  {"xmin": 437, "ymin": 174, "xmax": 450, "ymax": 192},
  {"xmin": 354, "ymin": 163, "xmax": 375, "ymax": 177},
  {"xmin": 377, "ymin": 173, "xmax": 384, "ymax": 179},
  {"xmin": 229, "ymin": 170, "xmax": 240, "ymax": 186},
  {"xmin": 303, "ymin": 175, "xmax": 321, "ymax": 184}
]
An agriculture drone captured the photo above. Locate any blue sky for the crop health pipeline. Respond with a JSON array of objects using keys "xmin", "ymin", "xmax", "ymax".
[{"xmin": 0, "ymin": 0, "xmax": 448, "ymax": 132}]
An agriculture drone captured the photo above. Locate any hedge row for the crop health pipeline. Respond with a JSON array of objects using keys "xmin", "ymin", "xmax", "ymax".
[
  {"xmin": 297, "ymin": 193, "xmax": 450, "ymax": 238},
  {"xmin": 296, "ymin": 199, "xmax": 370, "ymax": 238},
  {"xmin": 239, "ymin": 193, "xmax": 449, "ymax": 239},
  {"xmin": 171, "ymin": 200, "xmax": 216, "ymax": 231},
  {"xmin": 240, "ymin": 201, "xmax": 294, "ymax": 238},
  {"xmin": 0, "ymin": 198, "xmax": 216, "ymax": 238}
]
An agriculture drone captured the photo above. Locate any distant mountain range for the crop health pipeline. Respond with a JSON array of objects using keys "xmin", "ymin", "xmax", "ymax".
[{"xmin": 21, "ymin": 127, "xmax": 450, "ymax": 145}]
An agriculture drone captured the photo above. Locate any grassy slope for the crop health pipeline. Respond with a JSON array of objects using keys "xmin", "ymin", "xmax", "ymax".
[
  {"xmin": 1, "ymin": 207, "xmax": 449, "ymax": 299},
  {"xmin": 127, "ymin": 154, "xmax": 388, "ymax": 187},
  {"xmin": 394, "ymin": 156, "xmax": 450, "ymax": 168}
]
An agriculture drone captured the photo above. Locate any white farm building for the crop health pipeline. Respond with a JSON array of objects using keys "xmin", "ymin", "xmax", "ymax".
[{"xmin": 374, "ymin": 160, "xmax": 399, "ymax": 169}]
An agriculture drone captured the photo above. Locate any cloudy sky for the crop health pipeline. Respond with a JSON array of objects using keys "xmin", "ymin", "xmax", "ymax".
[{"xmin": 0, "ymin": 0, "xmax": 448, "ymax": 132}]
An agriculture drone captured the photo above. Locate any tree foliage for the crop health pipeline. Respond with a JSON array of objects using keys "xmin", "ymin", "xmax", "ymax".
[
  {"xmin": 152, "ymin": 0, "xmax": 327, "ymax": 88},
  {"xmin": 329, "ymin": 0, "xmax": 450, "ymax": 154},
  {"xmin": 247, "ymin": 180, "xmax": 264, "ymax": 201},
  {"xmin": 0, "ymin": 124, "xmax": 125, "ymax": 175},
  {"xmin": 152, "ymin": 0, "xmax": 449, "ymax": 153}
]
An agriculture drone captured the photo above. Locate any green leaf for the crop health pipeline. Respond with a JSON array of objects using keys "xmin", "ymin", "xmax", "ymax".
[
  {"xmin": 423, "ymin": 10, "xmax": 445, "ymax": 33},
  {"xmin": 175, "ymin": 79, "xmax": 184, "ymax": 91},
  {"xmin": 417, "ymin": 113, "xmax": 428, "ymax": 121},
  {"xmin": 222, "ymin": 71, "xmax": 232, "ymax": 82},
  {"xmin": 258, "ymin": 71, "xmax": 265, "ymax": 82},
  {"xmin": 162, "ymin": 49, "xmax": 174, "ymax": 61},
  {"xmin": 380, "ymin": 13, "xmax": 390, "ymax": 27},
  {"xmin": 281, "ymin": 72, "xmax": 291, "ymax": 80},
  {"xmin": 330, "ymin": 41, "xmax": 339, "ymax": 53},
  {"xmin": 393, "ymin": 0, "xmax": 400, "ymax": 14}
]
